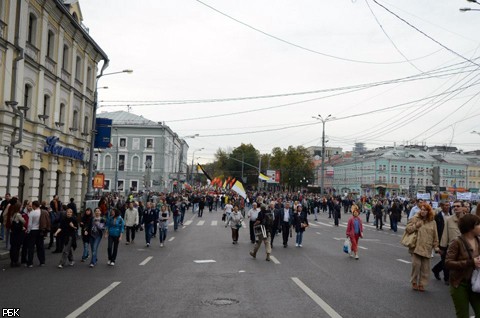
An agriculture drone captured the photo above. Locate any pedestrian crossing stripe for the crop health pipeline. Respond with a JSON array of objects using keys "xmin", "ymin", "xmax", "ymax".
[{"xmin": 197, "ymin": 220, "xmax": 205, "ymax": 226}]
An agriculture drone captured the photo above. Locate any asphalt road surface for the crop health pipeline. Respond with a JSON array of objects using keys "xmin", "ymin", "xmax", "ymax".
[{"xmin": 0, "ymin": 209, "xmax": 463, "ymax": 318}]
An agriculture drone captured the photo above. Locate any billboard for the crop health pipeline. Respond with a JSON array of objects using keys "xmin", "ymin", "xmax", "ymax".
[
  {"xmin": 266, "ymin": 170, "xmax": 280, "ymax": 183},
  {"xmin": 94, "ymin": 118, "xmax": 113, "ymax": 149}
]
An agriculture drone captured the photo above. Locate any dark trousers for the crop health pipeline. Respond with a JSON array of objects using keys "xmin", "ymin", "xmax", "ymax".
[
  {"xmin": 126, "ymin": 226, "xmax": 136, "ymax": 242},
  {"xmin": 376, "ymin": 215, "xmax": 383, "ymax": 229},
  {"xmin": 27, "ymin": 230, "xmax": 45, "ymax": 265},
  {"xmin": 231, "ymin": 228, "xmax": 239, "ymax": 242},
  {"xmin": 281, "ymin": 222, "xmax": 290, "ymax": 245},
  {"xmin": 21, "ymin": 237, "xmax": 28, "ymax": 263},
  {"xmin": 271, "ymin": 227, "xmax": 278, "ymax": 246},
  {"xmin": 334, "ymin": 213, "xmax": 340, "ymax": 226},
  {"xmin": 249, "ymin": 220, "xmax": 256, "ymax": 243},
  {"xmin": 144, "ymin": 223, "xmax": 153, "ymax": 244},
  {"xmin": 432, "ymin": 248, "xmax": 449, "ymax": 282},
  {"xmin": 198, "ymin": 208, "xmax": 204, "ymax": 217},
  {"xmin": 10, "ymin": 232, "xmax": 24, "ymax": 265},
  {"xmin": 107, "ymin": 236, "xmax": 120, "ymax": 262}
]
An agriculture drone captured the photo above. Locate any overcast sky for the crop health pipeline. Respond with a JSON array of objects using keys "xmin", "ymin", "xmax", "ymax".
[{"xmin": 80, "ymin": 0, "xmax": 480, "ymax": 163}]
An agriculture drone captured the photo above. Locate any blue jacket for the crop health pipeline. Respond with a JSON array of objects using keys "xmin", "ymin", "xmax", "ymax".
[{"xmin": 106, "ymin": 215, "xmax": 125, "ymax": 237}]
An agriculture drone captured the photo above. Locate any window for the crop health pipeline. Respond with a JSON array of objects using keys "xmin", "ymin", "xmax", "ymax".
[
  {"xmin": 119, "ymin": 138, "xmax": 127, "ymax": 148},
  {"xmin": 118, "ymin": 154, "xmax": 125, "ymax": 171},
  {"xmin": 72, "ymin": 110, "xmax": 78, "ymax": 130},
  {"xmin": 103, "ymin": 180, "xmax": 111, "ymax": 191},
  {"xmin": 87, "ymin": 67, "xmax": 92, "ymax": 89},
  {"xmin": 62, "ymin": 45, "xmax": 69, "ymax": 70},
  {"xmin": 130, "ymin": 180, "xmax": 138, "ymax": 192},
  {"xmin": 59, "ymin": 103, "xmax": 65, "ymax": 125},
  {"xmin": 23, "ymin": 84, "xmax": 32, "ymax": 118},
  {"xmin": 43, "ymin": 94, "xmax": 50, "ymax": 116},
  {"xmin": 75, "ymin": 56, "xmax": 82, "ymax": 80},
  {"xmin": 46, "ymin": 30, "xmax": 55, "ymax": 59},
  {"xmin": 27, "ymin": 13, "xmax": 37, "ymax": 45},
  {"xmin": 145, "ymin": 155, "xmax": 153, "ymax": 171},
  {"xmin": 83, "ymin": 116, "xmax": 89, "ymax": 135},
  {"xmin": 117, "ymin": 180, "xmax": 125, "ymax": 192},
  {"xmin": 146, "ymin": 138, "xmax": 154, "ymax": 149}
]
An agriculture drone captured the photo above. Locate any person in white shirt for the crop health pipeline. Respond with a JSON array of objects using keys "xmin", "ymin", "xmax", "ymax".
[
  {"xmin": 408, "ymin": 199, "xmax": 423, "ymax": 220},
  {"xmin": 246, "ymin": 203, "xmax": 259, "ymax": 243},
  {"xmin": 124, "ymin": 201, "xmax": 139, "ymax": 245},
  {"xmin": 26, "ymin": 201, "xmax": 45, "ymax": 267}
]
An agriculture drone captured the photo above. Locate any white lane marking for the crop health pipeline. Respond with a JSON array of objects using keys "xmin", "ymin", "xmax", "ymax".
[
  {"xmin": 239, "ymin": 270, "xmax": 246, "ymax": 273},
  {"xmin": 197, "ymin": 220, "xmax": 205, "ymax": 226},
  {"xmin": 397, "ymin": 259, "xmax": 412, "ymax": 264},
  {"xmin": 184, "ymin": 220, "xmax": 193, "ymax": 226},
  {"xmin": 358, "ymin": 246, "xmax": 368, "ymax": 250},
  {"xmin": 66, "ymin": 282, "xmax": 121, "ymax": 318},
  {"xmin": 182, "ymin": 226, "xmax": 186, "ymax": 229},
  {"xmin": 338, "ymin": 224, "xmax": 347, "ymax": 228},
  {"xmin": 168, "ymin": 237, "xmax": 175, "ymax": 242},
  {"xmin": 168, "ymin": 222, "xmax": 174, "ymax": 226},
  {"xmin": 309, "ymin": 223, "xmax": 319, "ymax": 227},
  {"xmin": 362, "ymin": 223, "xmax": 377, "ymax": 229},
  {"xmin": 333, "ymin": 238, "xmax": 344, "ymax": 241},
  {"xmin": 211, "ymin": 220, "xmax": 218, "ymax": 226},
  {"xmin": 362, "ymin": 239, "xmax": 380, "ymax": 242},
  {"xmin": 316, "ymin": 232, "xmax": 321, "ymax": 235},
  {"xmin": 316, "ymin": 221, "xmax": 333, "ymax": 227},
  {"xmin": 194, "ymin": 260, "xmax": 216, "ymax": 264},
  {"xmin": 139, "ymin": 256, "xmax": 153, "ymax": 266},
  {"xmin": 270, "ymin": 255, "xmax": 281, "ymax": 264},
  {"xmin": 137, "ymin": 249, "xmax": 145, "ymax": 251},
  {"xmin": 291, "ymin": 277, "xmax": 342, "ymax": 318}
]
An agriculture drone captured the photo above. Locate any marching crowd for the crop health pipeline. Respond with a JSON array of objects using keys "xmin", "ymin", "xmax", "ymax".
[{"xmin": 1, "ymin": 190, "xmax": 480, "ymax": 317}]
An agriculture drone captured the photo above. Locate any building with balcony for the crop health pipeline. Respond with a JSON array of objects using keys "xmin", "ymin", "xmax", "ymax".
[
  {"xmin": 0, "ymin": 0, "xmax": 108, "ymax": 203},
  {"xmin": 94, "ymin": 111, "xmax": 188, "ymax": 194}
]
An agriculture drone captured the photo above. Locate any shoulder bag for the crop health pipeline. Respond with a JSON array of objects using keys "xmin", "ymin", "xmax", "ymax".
[{"xmin": 400, "ymin": 229, "xmax": 417, "ymax": 249}]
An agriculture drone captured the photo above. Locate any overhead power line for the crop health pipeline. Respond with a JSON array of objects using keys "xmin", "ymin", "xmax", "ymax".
[{"xmin": 195, "ymin": 0, "xmax": 442, "ymax": 65}]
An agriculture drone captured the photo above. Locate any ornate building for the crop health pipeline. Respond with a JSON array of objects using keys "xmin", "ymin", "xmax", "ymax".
[{"xmin": 0, "ymin": 0, "xmax": 108, "ymax": 203}]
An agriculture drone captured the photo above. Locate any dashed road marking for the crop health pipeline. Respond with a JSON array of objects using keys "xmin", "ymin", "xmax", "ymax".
[
  {"xmin": 270, "ymin": 255, "xmax": 281, "ymax": 264},
  {"xmin": 211, "ymin": 220, "xmax": 218, "ymax": 226},
  {"xmin": 291, "ymin": 277, "xmax": 342, "ymax": 318},
  {"xmin": 197, "ymin": 220, "xmax": 205, "ymax": 226},
  {"xmin": 184, "ymin": 220, "xmax": 193, "ymax": 226},
  {"xmin": 397, "ymin": 259, "xmax": 412, "ymax": 264},
  {"xmin": 194, "ymin": 260, "xmax": 216, "ymax": 264},
  {"xmin": 66, "ymin": 282, "xmax": 121, "ymax": 318},
  {"xmin": 168, "ymin": 237, "xmax": 175, "ymax": 242},
  {"xmin": 358, "ymin": 246, "xmax": 368, "ymax": 250},
  {"xmin": 316, "ymin": 221, "xmax": 333, "ymax": 227},
  {"xmin": 139, "ymin": 256, "xmax": 153, "ymax": 266}
]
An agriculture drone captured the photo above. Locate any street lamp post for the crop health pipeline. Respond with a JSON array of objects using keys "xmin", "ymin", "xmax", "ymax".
[
  {"xmin": 177, "ymin": 134, "xmax": 199, "ymax": 187},
  {"xmin": 113, "ymin": 127, "xmax": 119, "ymax": 192},
  {"xmin": 190, "ymin": 148, "xmax": 204, "ymax": 185},
  {"xmin": 85, "ymin": 69, "xmax": 133, "ymax": 201},
  {"xmin": 313, "ymin": 114, "xmax": 333, "ymax": 195}
]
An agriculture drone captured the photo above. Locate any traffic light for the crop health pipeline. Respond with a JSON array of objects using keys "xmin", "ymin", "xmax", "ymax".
[{"xmin": 432, "ymin": 166, "xmax": 440, "ymax": 185}]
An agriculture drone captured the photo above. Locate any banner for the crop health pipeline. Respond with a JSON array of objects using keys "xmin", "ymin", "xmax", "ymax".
[
  {"xmin": 416, "ymin": 193, "xmax": 430, "ymax": 200},
  {"xmin": 457, "ymin": 192, "xmax": 472, "ymax": 201},
  {"xmin": 93, "ymin": 173, "xmax": 105, "ymax": 189},
  {"xmin": 94, "ymin": 118, "xmax": 113, "ymax": 149},
  {"xmin": 266, "ymin": 170, "xmax": 280, "ymax": 183}
]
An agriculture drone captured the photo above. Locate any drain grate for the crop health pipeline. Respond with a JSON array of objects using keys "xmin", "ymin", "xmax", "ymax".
[{"xmin": 204, "ymin": 298, "xmax": 239, "ymax": 306}]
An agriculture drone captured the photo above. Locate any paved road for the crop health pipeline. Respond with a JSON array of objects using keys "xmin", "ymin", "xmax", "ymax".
[{"xmin": 0, "ymin": 209, "xmax": 461, "ymax": 317}]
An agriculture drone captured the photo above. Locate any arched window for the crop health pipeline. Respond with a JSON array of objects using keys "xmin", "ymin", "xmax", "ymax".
[
  {"xmin": 39, "ymin": 169, "xmax": 46, "ymax": 202},
  {"xmin": 75, "ymin": 56, "xmax": 82, "ymax": 80},
  {"xmin": 83, "ymin": 116, "xmax": 89, "ymax": 136},
  {"xmin": 132, "ymin": 156, "xmax": 140, "ymax": 172},
  {"xmin": 62, "ymin": 44, "xmax": 69, "ymax": 70},
  {"xmin": 27, "ymin": 13, "xmax": 37, "ymax": 45},
  {"xmin": 72, "ymin": 110, "xmax": 78, "ymax": 130},
  {"xmin": 43, "ymin": 94, "xmax": 50, "ymax": 116},
  {"xmin": 23, "ymin": 84, "xmax": 32, "ymax": 118},
  {"xmin": 18, "ymin": 166, "xmax": 27, "ymax": 202},
  {"xmin": 87, "ymin": 67, "xmax": 92, "ymax": 89},
  {"xmin": 47, "ymin": 30, "xmax": 55, "ymax": 59},
  {"xmin": 58, "ymin": 103, "xmax": 66, "ymax": 127}
]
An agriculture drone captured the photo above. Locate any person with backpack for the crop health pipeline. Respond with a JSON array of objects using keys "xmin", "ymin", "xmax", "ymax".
[
  {"xmin": 293, "ymin": 205, "xmax": 309, "ymax": 247},
  {"xmin": 249, "ymin": 204, "xmax": 274, "ymax": 261},
  {"xmin": 346, "ymin": 205, "xmax": 363, "ymax": 260}
]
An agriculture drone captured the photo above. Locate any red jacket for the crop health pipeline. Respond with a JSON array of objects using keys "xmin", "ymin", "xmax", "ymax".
[{"xmin": 346, "ymin": 216, "xmax": 363, "ymax": 238}]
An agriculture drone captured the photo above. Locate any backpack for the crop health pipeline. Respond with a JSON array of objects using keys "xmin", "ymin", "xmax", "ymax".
[{"xmin": 263, "ymin": 211, "xmax": 274, "ymax": 229}]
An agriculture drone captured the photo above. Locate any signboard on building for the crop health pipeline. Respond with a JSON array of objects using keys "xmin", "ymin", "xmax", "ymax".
[
  {"xmin": 266, "ymin": 170, "xmax": 280, "ymax": 183},
  {"xmin": 326, "ymin": 166, "xmax": 334, "ymax": 176},
  {"xmin": 457, "ymin": 192, "xmax": 472, "ymax": 200},
  {"xmin": 416, "ymin": 193, "xmax": 430, "ymax": 200},
  {"xmin": 93, "ymin": 173, "xmax": 105, "ymax": 189},
  {"xmin": 44, "ymin": 136, "xmax": 84, "ymax": 160},
  {"xmin": 94, "ymin": 118, "xmax": 113, "ymax": 149}
]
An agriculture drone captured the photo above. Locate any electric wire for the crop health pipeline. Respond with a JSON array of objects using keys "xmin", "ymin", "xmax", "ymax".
[{"xmin": 195, "ymin": 0, "xmax": 443, "ymax": 65}]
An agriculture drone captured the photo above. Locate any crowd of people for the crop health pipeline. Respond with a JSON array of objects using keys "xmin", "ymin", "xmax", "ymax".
[{"xmin": 1, "ymin": 189, "xmax": 479, "ymax": 317}]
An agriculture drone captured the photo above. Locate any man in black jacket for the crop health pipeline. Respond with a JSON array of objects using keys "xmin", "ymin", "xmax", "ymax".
[
  {"xmin": 432, "ymin": 201, "xmax": 451, "ymax": 284},
  {"xmin": 250, "ymin": 205, "xmax": 273, "ymax": 261},
  {"xmin": 333, "ymin": 198, "xmax": 341, "ymax": 226}
]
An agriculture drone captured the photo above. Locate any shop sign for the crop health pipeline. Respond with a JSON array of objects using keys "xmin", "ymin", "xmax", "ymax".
[
  {"xmin": 44, "ymin": 136, "xmax": 84, "ymax": 160},
  {"xmin": 93, "ymin": 173, "xmax": 105, "ymax": 189}
]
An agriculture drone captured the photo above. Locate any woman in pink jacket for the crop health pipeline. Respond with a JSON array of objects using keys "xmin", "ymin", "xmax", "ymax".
[{"xmin": 346, "ymin": 205, "xmax": 363, "ymax": 260}]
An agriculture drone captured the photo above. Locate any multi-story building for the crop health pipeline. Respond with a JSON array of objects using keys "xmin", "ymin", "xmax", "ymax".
[
  {"xmin": 94, "ymin": 111, "xmax": 188, "ymax": 193},
  {"xmin": 0, "ymin": 0, "xmax": 108, "ymax": 203},
  {"xmin": 330, "ymin": 146, "xmax": 474, "ymax": 197}
]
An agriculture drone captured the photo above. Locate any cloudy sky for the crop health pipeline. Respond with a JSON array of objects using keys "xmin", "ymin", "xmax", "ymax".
[{"xmin": 80, "ymin": 0, "xmax": 480, "ymax": 163}]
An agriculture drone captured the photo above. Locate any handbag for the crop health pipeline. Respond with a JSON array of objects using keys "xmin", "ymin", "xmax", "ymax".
[
  {"xmin": 400, "ymin": 230, "xmax": 417, "ymax": 248},
  {"xmin": 458, "ymin": 237, "xmax": 480, "ymax": 292},
  {"xmin": 343, "ymin": 237, "xmax": 351, "ymax": 254}
]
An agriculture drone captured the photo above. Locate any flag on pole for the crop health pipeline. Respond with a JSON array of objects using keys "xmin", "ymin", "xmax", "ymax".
[
  {"xmin": 197, "ymin": 164, "xmax": 212, "ymax": 181},
  {"xmin": 258, "ymin": 173, "xmax": 270, "ymax": 181},
  {"xmin": 231, "ymin": 180, "xmax": 247, "ymax": 199}
]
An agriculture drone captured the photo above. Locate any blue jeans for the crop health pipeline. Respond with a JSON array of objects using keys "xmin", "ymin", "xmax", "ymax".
[
  {"xmin": 159, "ymin": 227, "xmax": 167, "ymax": 243},
  {"xmin": 296, "ymin": 231, "xmax": 303, "ymax": 245},
  {"xmin": 391, "ymin": 219, "xmax": 398, "ymax": 232},
  {"xmin": 89, "ymin": 235, "xmax": 102, "ymax": 265},
  {"xmin": 173, "ymin": 215, "xmax": 180, "ymax": 230},
  {"xmin": 82, "ymin": 241, "xmax": 89, "ymax": 260},
  {"xmin": 144, "ymin": 223, "xmax": 153, "ymax": 244},
  {"xmin": 193, "ymin": 203, "xmax": 199, "ymax": 213}
]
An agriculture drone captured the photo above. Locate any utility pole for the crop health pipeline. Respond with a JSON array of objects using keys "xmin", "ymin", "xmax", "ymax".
[{"xmin": 313, "ymin": 114, "xmax": 333, "ymax": 195}]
